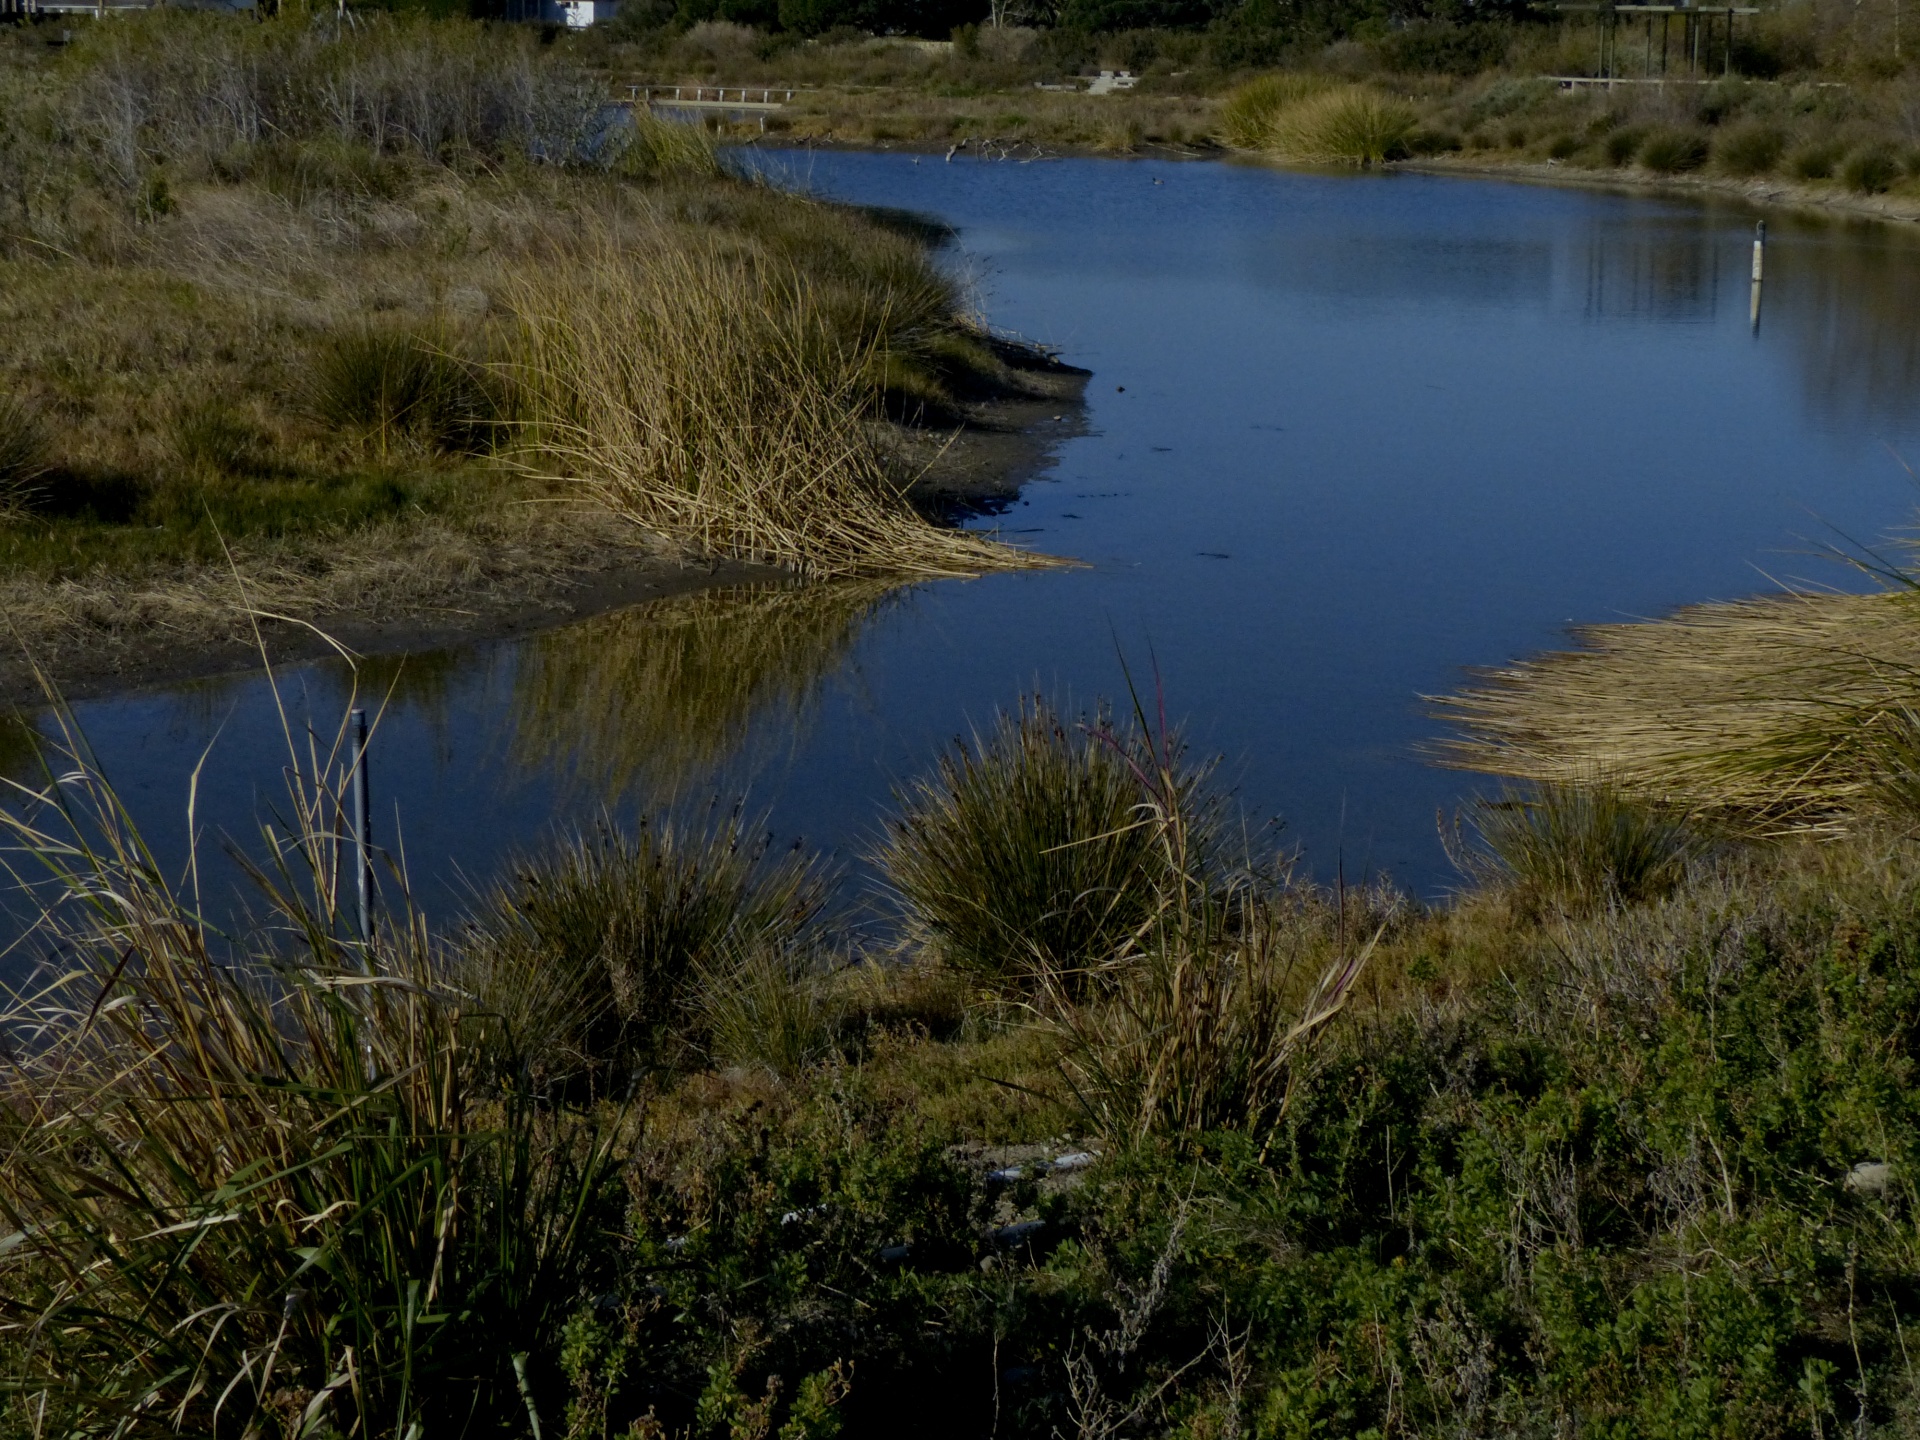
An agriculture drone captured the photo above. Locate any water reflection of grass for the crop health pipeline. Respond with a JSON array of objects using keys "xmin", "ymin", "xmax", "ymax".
[
  {"xmin": 507, "ymin": 579, "xmax": 907, "ymax": 795},
  {"xmin": 0, "ymin": 713, "xmax": 42, "ymax": 784}
]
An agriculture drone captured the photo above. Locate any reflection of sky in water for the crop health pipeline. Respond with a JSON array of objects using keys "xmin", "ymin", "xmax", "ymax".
[{"xmin": 12, "ymin": 156, "xmax": 1920, "ymax": 935}]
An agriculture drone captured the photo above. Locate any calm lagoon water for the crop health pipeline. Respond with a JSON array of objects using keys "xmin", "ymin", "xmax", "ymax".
[{"xmin": 12, "ymin": 153, "xmax": 1920, "ymax": 930}]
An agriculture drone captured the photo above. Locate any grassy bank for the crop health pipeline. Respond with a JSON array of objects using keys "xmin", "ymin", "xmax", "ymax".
[
  {"xmin": 576, "ymin": 17, "xmax": 1920, "ymax": 217},
  {"xmin": 6, "ymin": 677, "xmax": 1920, "ymax": 1437},
  {"xmin": 0, "ymin": 14, "xmax": 1066, "ymax": 693}
]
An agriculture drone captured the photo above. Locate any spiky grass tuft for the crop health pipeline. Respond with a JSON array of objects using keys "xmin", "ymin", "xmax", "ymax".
[
  {"xmin": 1453, "ymin": 778, "xmax": 1704, "ymax": 910},
  {"xmin": 0, "ymin": 394, "xmax": 50, "ymax": 511},
  {"xmin": 457, "ymin": 811, "xmax": 829, "ymax": 1086},
  {"xmin": 314, "ymin": 328, "xmax": 501, "ymax": 459},
  {"xmin": 0, "ymin": 702, "xmax": 621, "ymax": 1437}
]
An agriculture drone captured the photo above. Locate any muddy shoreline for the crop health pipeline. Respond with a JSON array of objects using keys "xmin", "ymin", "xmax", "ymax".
[{"xmin": 1, "ymin": 368, "xmax": 1088, "ymax": 714}]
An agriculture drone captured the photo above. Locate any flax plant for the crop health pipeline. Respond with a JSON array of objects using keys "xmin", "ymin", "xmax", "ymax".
[{"xmin": 0, "ymin": 694, "xmax": 620, "ymax": 1438}]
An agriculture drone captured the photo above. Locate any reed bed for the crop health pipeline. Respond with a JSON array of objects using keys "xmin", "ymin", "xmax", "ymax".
[
  {"xmin": 509, "ymin": 242, "xmax": 1052, "ymax": 580},
  {"xmin": 1434, "ymin": 589, "xmax": 1920, "ymax": 834}
]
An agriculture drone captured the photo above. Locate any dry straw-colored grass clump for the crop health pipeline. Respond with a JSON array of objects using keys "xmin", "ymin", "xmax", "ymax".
[
  {"xmin": 511, "ymin": 240, "xmax": 1053, "ymax": 580},
  {"xmin": 1435, "ymin": 588, "xmax": 1920, "ymax": 835}
]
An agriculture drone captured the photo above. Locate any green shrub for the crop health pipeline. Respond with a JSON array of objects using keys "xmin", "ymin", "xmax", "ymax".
[
  {"xmin": 1546, "ymin": 132, "xmax": 1579, "ymax": 160},
  {"xmin": 1603, "ymin": 125, "xmax": 1646, "ymax": 166},
  {"xmin": 1459, "ymin": 779, "xmax": 1703, "ymax": 909},
  {"xmin": 1841, "ymin": 143, "xmax": 1903, "ymax": 193},
  {"xmin": 1713, "ymin": 120, "xmax": 1786, "ymax": 176},
  {"xmin": 459, "ymin": 814, "xmax": 829, "ymax": 1084},
  {"xmin": 0, "ymin": 394, "xmax": 50, "ymax": 510},
  {"xmin": 313, "ymin": 328, "xmax": 500, "ymax": 457},
  {"xmin": 881, "ymin": 700, "xmax": 1204, "ymax": 993},
  {"xmin": 1637, "ymin": 126, "xmax": 1709, "ymax": 174},
  {"xmin": 1787, "ymin": 137, "xmax": 1843, "ymax": 180}
]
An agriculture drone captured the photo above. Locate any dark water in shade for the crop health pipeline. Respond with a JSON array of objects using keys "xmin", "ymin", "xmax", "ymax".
[{"xmin": 10, "ymin": 152, "xmax": 1920, "ymax": 936}]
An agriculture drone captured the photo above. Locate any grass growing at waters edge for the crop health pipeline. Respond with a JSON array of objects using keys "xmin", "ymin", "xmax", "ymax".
[
  {"xmin": 0, "ymin": 13, "xmax": 1056, "ymax": 674},
  {"xmin": 12, "ymin": 664, "xmax": 1920, "ymax": 1436}
]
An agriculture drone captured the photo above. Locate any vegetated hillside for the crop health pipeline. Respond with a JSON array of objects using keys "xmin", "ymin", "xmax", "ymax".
[{"xmin": 5, "ymin": 682, "xmax": 1920, "ymax": 1437}]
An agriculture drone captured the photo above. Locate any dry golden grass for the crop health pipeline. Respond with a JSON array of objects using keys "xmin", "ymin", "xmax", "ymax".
[
  {"xmin": 508, "ymin": 239, "xmax": 1054, "ymax": 578},
  {"xmin": 1434, "ymin": 588, "xmax": 1920, "ymax": 835}
]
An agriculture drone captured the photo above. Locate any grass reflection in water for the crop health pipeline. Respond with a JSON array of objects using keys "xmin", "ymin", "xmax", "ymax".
[{"xmin": 505, "ymin": 578, "xmax": 909, "ymax": 797}]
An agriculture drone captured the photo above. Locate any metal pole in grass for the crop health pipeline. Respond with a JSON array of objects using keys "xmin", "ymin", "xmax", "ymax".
[{"xmin": 351, "ymin": 707, "xmax": 373, "ymax": 952}]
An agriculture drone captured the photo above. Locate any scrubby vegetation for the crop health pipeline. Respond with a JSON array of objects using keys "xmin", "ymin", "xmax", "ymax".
[
  {"xmin": 0, "ymin": 12, "xmax": 1057, "ymax": 685},
  {"xmin": 8, "ymin": 672, "xmax": 1920, "ymax": 1438}
]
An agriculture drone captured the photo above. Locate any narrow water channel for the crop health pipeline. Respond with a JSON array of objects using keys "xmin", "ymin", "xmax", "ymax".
[{"xmin": 11, "ymin": 154, "xmax": 1920, "ymax": 932}]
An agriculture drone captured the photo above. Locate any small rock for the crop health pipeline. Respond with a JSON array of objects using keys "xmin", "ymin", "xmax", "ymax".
[
  {"xmin": 1846, "ymin": 1161, "xmax": 1894, "ymax": 1196},
  {"xmin": 993, "ymin": 1219, "xmax": 1046, "ymax": 1246}
]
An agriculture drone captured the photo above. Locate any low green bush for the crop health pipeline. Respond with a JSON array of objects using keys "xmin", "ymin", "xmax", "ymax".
[
  {"xmin": 1714, "ymin": 119, "xmax": 1786, "ymax": 175},
  {"xmin": 1638, "ymin": 126, "xmax": 1710, "ymax": 174},
  {"xmin": 1546, "ymin": 131, "xmax": 1579, "ymax": 160},
  {"xmin": 1603, "ymin": 125, "xmax": 1646, "ymax": 166}
]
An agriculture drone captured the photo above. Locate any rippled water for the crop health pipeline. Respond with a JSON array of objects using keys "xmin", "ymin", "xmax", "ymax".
[{"xmin": 12, "ymin": 153, "xmax": 1920, "ymax": 930}]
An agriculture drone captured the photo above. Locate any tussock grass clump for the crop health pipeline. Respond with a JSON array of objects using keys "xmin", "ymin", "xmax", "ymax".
[
  {"xmin": 1842, "ymin": 143, "xmax": 1904, "ymax": 194},
  {"xmin": 511, "ymin": 241, "xmax": 1047, "ymax": 579},
  {"xmin": 1218, "ymin": 73, "xmax": 1337, "ymax": 149},
  {"xmin": 0, "ymin": 394, "xmax": 50, "ymax": 511},
  {"xmin": 1435, "ymin": 590, "xmax": 1920, "ymax": 835},
  {"xmin": 1454, "ymin": 779, "xmax": 1704, "ymax": 910},
  {"xmin": 1637, "ymin": 126, "xmax": 1710, "ymax": 174},
  {"xmin": 165, "ymin": 397, "xmax": 260, "ymax": 476},
  {"xmin": 881, "ymin": 698, "xmax": 1212, "ymax": 995},
  {"xmin": 1788, "ymin": 137, "xmax": 1844, "ymax": 180},
  {"xmin": 697, "ymin": 939, "xmax": 841, "ymax": 1077},
  {"xmin": 1714, "ymin": 120, "xmax": 1787, "ymax": 176},
  {"xmin": 1266, "ymin": 85, "xmax": 1419, "ymax": 167},
  {"xmin": 614, "ymin": 109, "xmax": 727, "ymax": 181},
  {"xmin": 459, "ymin": 812, "xmax": 828, "ymax": 1084},
  {"xmin": 314, "ymin": 328, "xmax": 501, "ymax": 458},
  {"xmin": 0, "ymin": 711, "xmax": 620, "ymax": 1438}
]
